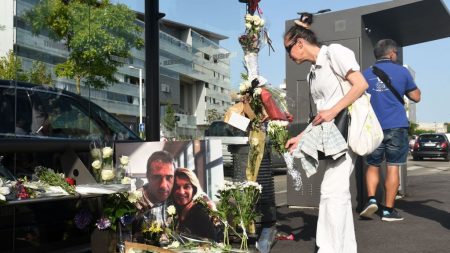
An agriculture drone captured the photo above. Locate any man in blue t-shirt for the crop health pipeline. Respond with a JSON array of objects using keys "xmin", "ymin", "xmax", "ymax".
[{"xmin": 360, "ymin": 39, "xmax": 421, "ymax": 221}]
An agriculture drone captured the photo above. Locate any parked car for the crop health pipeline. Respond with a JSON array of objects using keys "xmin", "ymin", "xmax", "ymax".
[
  {"xmin": 0, "ymin": 80, "xmax": 141, "ymax": 252},
  {"xmin": 204, "ymin": 121, "xmax": 286, "ymax": 176},
  {"xmin": 0, "ymin": 80, "xmax": 139, "ymax": 141},
  {"xmin": 0, "ymin": 79, "xmax": 141, "ymax": 179},
  {"xmin": 411, "ymin": 133, "xmax": 450, "ymax": 161}
]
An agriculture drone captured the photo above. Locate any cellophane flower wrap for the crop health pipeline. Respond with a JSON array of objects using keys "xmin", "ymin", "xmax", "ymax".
[{"xmin": 202, "ymin": 180, "xmax": 262, "ymax": 250}]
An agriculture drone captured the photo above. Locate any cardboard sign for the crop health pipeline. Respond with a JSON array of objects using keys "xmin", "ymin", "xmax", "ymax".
[{"xmin": 227, "ymin": 112, "xmax": 250, "ymax": 132}]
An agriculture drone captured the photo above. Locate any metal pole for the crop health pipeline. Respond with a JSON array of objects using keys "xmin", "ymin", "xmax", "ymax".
[
  {"xmin": 145, "ymin": 0, "xmax": 161, "ymax": 141},
  {"xmin": 138, "ymin": 68, "xmax": 143, "ymax": 126}
]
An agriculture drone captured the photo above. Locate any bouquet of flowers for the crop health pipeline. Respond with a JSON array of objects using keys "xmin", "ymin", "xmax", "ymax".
[
  {"xmin": 90, "ymin": 142, "xmax": 129, "ymax": 184},
  {"xmin": 0, "ymin": 178, "xmax": 12, "ymax": 203},
  {"xmin": 95, "ymin": 190, "xmax": 142, "ymax": 231},
  {"xmin": 207, "ymin": 180, "xmax": 262, "ymax": 250},
  {"xmin": 225, "ymin": 1, "xmax": 293, "ymax": 183},
  {"xmin": 239, "ymin": 14, "xmax": 265, "ymax": 53},
  {"xmin": 141, "ymin": 204, "xmax": 177, "ymax": 247}
]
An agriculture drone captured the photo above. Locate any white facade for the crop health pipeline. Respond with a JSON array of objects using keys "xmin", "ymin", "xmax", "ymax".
[
  {"xmin": 0, "ymin": 0, "xmax": 232, "ymax": 138},
  {"xmin": 403, "ymin": 64, "xmax": 417, "ymax": 123}
]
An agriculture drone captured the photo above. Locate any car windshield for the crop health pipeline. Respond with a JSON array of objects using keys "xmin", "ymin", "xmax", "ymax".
[
  {"xmin": 206, "ymin": 121, "xmax": 246, "ymax": 137},
  {"xmin": 419, "ymin": 135, "xmax": 445, "ymax": 142}
]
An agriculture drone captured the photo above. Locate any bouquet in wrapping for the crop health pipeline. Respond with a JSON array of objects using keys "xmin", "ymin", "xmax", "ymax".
[{"xmin": 225, "ymin": 1, "xmax": 293, "ymax": 182}]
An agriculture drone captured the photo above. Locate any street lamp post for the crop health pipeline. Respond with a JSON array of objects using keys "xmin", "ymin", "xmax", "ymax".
[{"xmin": 129, "ymin": 66, "xmax": 144, "ymax": 139}]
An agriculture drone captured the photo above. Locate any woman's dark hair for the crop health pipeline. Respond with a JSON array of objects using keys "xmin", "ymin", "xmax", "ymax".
[{"xmin": 284, "ymin": 12, "xmax": 319, "ymax": 46}]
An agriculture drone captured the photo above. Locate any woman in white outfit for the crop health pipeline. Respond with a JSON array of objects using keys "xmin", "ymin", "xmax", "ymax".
[{"xmin": 284, "ymin": 13, "xmax": 368, "ymax": 253}]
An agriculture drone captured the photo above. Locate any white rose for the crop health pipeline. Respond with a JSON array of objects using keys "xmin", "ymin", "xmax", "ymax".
[
  {"xmin": 0, "ymin": 186, "xmax": 10, "ymax": 196},
  {"xmin": 90, "ymin": 148, "xmax": 101, "ymax": 159},
  {"xmin": 281, "ymin": 121, "xmax": 289, "ymax": 127},
  {"xmin": 121, "ymin": 177, "xmax": 131, "ymax": 184},
  {"xmin": 280, "ymin": 93, "xmax": 286, "ymax": 98},
  {"xmin": 101, "ymin": 169, "xmax": 115, "ymax": 181},
  {"xmin": 245, "ymin": 14, "xmax": 252, "ymax": 22},
  {"xmin": 254, "ymin": 88, "xmax": 262, "ymax": 95},
  {"xmin": 167, "ymin": 205, "xmax": 176, "ymax": 216},
  {"xmin": 260, "ymin": 19, "xmax": 265, "ymax": 26},
  {"xmin": 239, "ymin": 84, "xmax": 247, "ymax": 93},
  {"xmin": 120, "ymin": 155, "xmax": 129, "ymax": 166},
  {"xmin": 253, "ymin": 19, "xmax": 261, "ymax": 26},
  {"xmin": 91, "ymin": 160, "xmax": 102, "ymax": 170},
  {"xmin": 245, "ymin": 23, "xmax": 252, "ymax": 29},
  {"xmin": 254, "ymin": 27, "xmax": 260, "ymax": 32},
  {"xmin": 102, "ymin": 147, "xmax": 113, "ymax": 158},
  {"xmin": 127, "ymin": 190, "xmax": 142, "ymax": 203}
]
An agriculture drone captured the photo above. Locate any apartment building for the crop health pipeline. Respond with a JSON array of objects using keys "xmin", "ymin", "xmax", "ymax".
[{"xmin": 0, "ymin": 0, "xmax": 232, "ymax": 138}]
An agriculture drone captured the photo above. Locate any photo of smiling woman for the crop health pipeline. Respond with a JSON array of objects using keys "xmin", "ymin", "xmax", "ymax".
[{"xmin": 172, "ymin": 168, "xmax": 218, "ymax": 241}]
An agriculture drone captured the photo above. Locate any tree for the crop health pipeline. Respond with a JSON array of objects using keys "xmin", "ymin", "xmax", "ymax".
[
  {"xmin": 0, "ymin": 50, "xmax": 28, "ymax": 81},
  {"xmin": 29, "ymin": 61, "xmax": 53, "ymax": 86},
  {"xmin": 163, "ymin": 102, "xmax": 177, "ymax": 137},
  {"xmin": 25, "ymin": 0, "xmax": 144, "ymax": 94},
  {"xmin": 0, "ymin": 50, "xmax": 54, "ymax": 85},
  {"xmin": 206, "ymin": 108, "xmax": 224, "ymax": 123},
  {"xmin": 445, "ymin": 123, "xmax": 450, "ymax": 133},
  {"xmin": 409, "ymin": 122, "xmax": 419, "ymax": 136}
]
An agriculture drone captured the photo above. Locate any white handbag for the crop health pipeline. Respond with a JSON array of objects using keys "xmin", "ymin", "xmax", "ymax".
[
  {"xmin": 347, "ymin": 93, "xmax": 384, "ymax": 156},
  {"xmin": 326, "ymin": 48, "xmax": 383, "ymax": 156}
]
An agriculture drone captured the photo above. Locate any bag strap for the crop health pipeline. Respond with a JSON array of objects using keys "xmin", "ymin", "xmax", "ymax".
[{"xmin": 371, "ymin": 65, "xmax": 405, "ymax": 105}]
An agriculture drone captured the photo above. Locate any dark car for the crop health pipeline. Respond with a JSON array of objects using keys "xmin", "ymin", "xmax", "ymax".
[
  {"xmin": 0, "ymin": 80, "xmax": 141, "ymax": 252},
  {"xmin": 412, "ymin": 133, "xmax": 450, "ymax": 161},
  {"xmin": 0, "ymin": 80, "xmax": 139, "ymax": 141}
]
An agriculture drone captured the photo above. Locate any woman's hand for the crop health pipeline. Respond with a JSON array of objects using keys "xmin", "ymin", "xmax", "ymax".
[
  {"xmin": 285, "ymin": 132, "xmax": 304, "ymax": 153},
  {"xmin": 312, "ymin": 109, "xmax": 338, "ymax": 125}
]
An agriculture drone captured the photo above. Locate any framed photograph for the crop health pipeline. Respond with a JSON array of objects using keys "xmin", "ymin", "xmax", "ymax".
[{"xmin": 115, "ymin": 140, "xmax": 224, "ymax": 201}]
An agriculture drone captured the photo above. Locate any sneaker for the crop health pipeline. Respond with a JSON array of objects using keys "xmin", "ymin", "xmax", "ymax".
[
  {"xmin": 359, "ymin": 199, "xmax": 378, "ymax": 218},
  {"xmin": 381, "ymin": 209, "xmax": 404, "ymax": 221}
]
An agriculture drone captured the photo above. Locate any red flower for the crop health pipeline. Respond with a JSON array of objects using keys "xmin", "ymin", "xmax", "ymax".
[{"xmin": 65, "ymin": 177, "xmax": 76, "ymax": 186}]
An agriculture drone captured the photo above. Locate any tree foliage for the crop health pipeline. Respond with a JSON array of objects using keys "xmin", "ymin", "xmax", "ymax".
[
  {"xmin": 24, "ymin": 0, "xmax": 144, "ymax": 93},
  {"xmin": 29, "ymin": 61, "xmax": 53, "ymax": 86},
  {"xmin": 0, "ymin": 50, "xmax": 27, "ymax": 81},
  {"xmin": 0, "ymin": 50, "xmax": 52, "ymax": 85},
  {"xmin": 206, "ymin": 108, "xmax": 224, "ymax": 123},
  {"xmin": 163, "ymin": 102, "xmax": 177, "ymax": 134},
  {"xmin": 409, "ymin": 122, "xmax": 419, "ymax": 136}
]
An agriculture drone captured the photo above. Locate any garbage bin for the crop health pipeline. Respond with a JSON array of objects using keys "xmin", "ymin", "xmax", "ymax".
[{"xmin": 228, "ymin": 143, "xmax": 276, "ymax": 225}]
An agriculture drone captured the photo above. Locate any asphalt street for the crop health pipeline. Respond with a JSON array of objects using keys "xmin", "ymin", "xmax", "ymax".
[{"xmin": 270, "ymin": 157, "xmax": 450, "ymax": 253}]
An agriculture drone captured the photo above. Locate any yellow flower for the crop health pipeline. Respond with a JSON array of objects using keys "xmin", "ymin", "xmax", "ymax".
[
  {"xmin": 91, "ymin": 160, "xmax": 102, "ymax": 170},
  {"xmin": 101, "ymin": 169, "xmax": 115, "ymax": 181},
  {"xmin": 102, "ymin": 147, "xmax": 113, "ymax": 158}
]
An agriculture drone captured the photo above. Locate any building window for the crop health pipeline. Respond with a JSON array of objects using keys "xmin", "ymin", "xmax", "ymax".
[
  {"xmin": 204, "ymin": 53, "xmax": 210, "ymax": 61},
  {"xmin": 205, "ymin": 96, "xmax": 208, "ymax": 102},
  {"xmin": 205, "ymin": 82, "xmax": 209, "ymax": 88}
]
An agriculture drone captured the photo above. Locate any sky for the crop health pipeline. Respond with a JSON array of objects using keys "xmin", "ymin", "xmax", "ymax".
[{"xmin": 115, "ymin": 0, "xmax": 450, "ymax": 123}]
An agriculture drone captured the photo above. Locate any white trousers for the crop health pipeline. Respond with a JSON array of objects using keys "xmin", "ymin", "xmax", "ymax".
[{"xmin": 316, "ymin": 150, "xmax": 357, "ymax": 253}]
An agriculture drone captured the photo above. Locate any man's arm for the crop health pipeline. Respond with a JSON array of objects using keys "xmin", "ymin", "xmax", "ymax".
[{"xmin": 407, "ymin": 88, "xmax": 421, "ymax": 103}]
